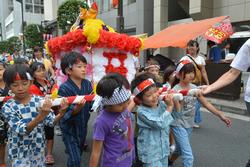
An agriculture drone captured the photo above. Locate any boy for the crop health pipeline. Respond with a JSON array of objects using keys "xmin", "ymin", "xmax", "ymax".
[
  {"xmin": 89, "ymin": 73, "xmax": 134, "ymax": 167},
  {"xmin": 2, "ymin": 64, "xmax": 68, "ymax": 166},
  {"xmin": 58, "ymin": 52, "xmax": 93, "ymax": 167}
]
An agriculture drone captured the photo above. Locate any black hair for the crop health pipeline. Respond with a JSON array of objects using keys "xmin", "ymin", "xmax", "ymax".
[
  {"xmin": 131, "ymin": 72, "xmax": 157, "ymax": 100},
  {"xmin": 96, "ymin": 73, "xmax": 130, "ymax": 98},
  {"xmin": 3, "ymin": 64, "xmax": 31, "ymax": 86},
  {"xmin": 163, "ymin": 65, "xmax": 175, "ymax": 83},
  {"xmin": 187, "ymin": 40, "xmax": 200, "ymax": 53},
  {"xmin": 177, "ymin": 62, "xmax": 196, "ymax": 79},
  {"xmin": 33, "ymin": 46, "xmax": 42, "ymax": 59},
  {"xmin": 60, "ymin": 51, "xmax": 87, "ymax": 75},
  {"xmin": 14, "ymin": 57, "xmax": 28, "ymax": 65},
  {"xmin": 207, "ymin": 40, "xmax": 216, "ymax": 47},
  {"xmin": 29, "ymin": 62, "xmax": 46, "ymax": 78}
]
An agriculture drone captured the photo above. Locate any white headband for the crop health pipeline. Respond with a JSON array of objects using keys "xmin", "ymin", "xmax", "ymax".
[
  {"xmin": 145, "ymin": 64, "xmax": 160, "ymax": 70},
  {"xmin": 176, "ymin": 60, "xmax": 192, "ymax": 73},
  {"xmin": 102, "ymin": 86, "xmax": 131, "ymax": 105},
  {"xmin": 133, "ymin": 78, "xmax": 155, "ymax": 96}
]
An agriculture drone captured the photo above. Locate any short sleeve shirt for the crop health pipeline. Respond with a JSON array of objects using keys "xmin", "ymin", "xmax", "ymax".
[
  {"xmin": 93, "ymin": 109, "xmax": 134, "ymax": 167},
  {"xmin": 230, "ymin": 39, "xmax": 250, "ymax": 102},
  {"xmin": 181, "ymin": 54, "xmax": 206, "ymax": 66}
]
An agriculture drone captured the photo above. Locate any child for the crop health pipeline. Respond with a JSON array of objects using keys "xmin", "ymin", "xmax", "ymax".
[
  {"xmin": 163, "ymin": 65, "xmax": 178, "ymax": 153},
  {"xmin": 89, "ymin": 73, "xmax": 134, "ymax": 167},
  {"xmin": 58, "ymin": 51, "xmax": 93, "ymax": 167},
  {"xmin": 131, "ymin": 73, "xmax": 179, "ymax": 167},
  {"xmin": 0, "ymin": 62, "xmax": 9, "ymax": 167},
  {"xmin": 29, "ymin": 62, "xmax": 56, "ymax": 165},
  {"xmin": 144, "ymin": 59, "xmax": 162, "ymax": 87},
  {"xmin": 169, "ymin": 60, "xmax": 232, "ymax": 167},
  {"xmin": 1, "ymin": 64, "xmax": 68, "ymax": 167},
  {"xmin": 163, "ymin": 65, "xmax": 177, "ymax": 88}
]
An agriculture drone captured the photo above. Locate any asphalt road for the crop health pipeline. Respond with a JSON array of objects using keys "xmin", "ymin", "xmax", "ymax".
[{"xmin": 5, "ymin": 111, "xmax": 250, "ymax": 167}]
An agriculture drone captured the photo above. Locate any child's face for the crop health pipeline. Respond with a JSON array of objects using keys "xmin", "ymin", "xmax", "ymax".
[
  {"xmin": 10, "ymin": 80, "xmax": 32, "ymax": 99},
  {"xmin": 147, "ymin": 67, "xmax": 159, "ymax": 76},
  {"xmin": 106, "ymin": 99, "xmax": 130, "ymax": 113},
  {"xmin": 142, "ymin": 86, "xmax": 159, "ymax": 108},
  {"xmin": 68, "ymin": 61, "xmax": 87, "ymax": 79},
  {"xmin": 168, "ymin": 72, "xmax": 175, "ymax": 84},
  {"xmin": 34, "ymin": 67, "xmax": 46, "ymax": 81},
  {"xmin": 0, "ymin": 64, "xmax": 5, "ymax": 80},
  {"xmin": 180, "ymin": 72, "xmax": 195, "ymax": 83}
]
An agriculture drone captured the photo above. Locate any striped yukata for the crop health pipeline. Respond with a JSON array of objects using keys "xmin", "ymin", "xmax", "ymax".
[
  {"xmin": 2, "ymin": 95, "xmax": 55, "ymax": 167},
  {"xmin": 58, "ymin": 78, "xmax": 93, "ymax": 167}
]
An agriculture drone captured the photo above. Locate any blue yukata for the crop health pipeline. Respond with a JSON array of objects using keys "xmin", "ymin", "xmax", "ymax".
[
  {"xmin": 137, "ymin": 101, "xmax": 173, "ymax": 167},
  {"xmin": 2, "ymin": 95, "xmax": 55, "ymax": 167},
  {"xmin": 58, "ymin": 78, "xmax": 93, "ymax": 167}
]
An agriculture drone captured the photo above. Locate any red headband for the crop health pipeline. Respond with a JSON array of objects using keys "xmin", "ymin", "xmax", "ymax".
[
  {"xmin": 133, "ymin": 78, "xmax": 155, "ymax": 96},
  {"xmin": 176, "ymin": 60, "xmax": 192, "ymax": 73}
]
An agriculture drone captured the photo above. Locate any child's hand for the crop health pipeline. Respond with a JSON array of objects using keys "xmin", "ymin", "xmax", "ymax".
[
  {"xmin": 164, "ymin": 94, "xmax": 174, "ymax": 112},
  {"xmin": 74, "ymin": 98, "xmax": 86, "ymax": 112},
  {"xmin": 40, "ymin": 97, "xmax": 52, "ymax": 118},
  {"xmin": 219, "ymin": 113, "xmax": 232, "ymax": 127},
  {"xmin": 59, "ymin": 98, "xmax": 69, "ymax": 115}
]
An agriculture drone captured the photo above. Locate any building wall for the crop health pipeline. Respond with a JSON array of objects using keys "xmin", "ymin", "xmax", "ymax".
[
  {"xmin": 3, "ymin": 0, "xmax": 44, "ymax": 40},
  {"xmin": 44, "ymin": 0, "xmax": 66, "ymax": 21},
  {"xmin": 213, "ymin": 0, "xmax": 250, "ymax": 22}
]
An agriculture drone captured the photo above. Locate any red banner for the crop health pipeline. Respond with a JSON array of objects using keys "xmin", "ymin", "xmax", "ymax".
[{"xmin": 205, "ymin": 16, "xmax": 233, "ymax": 44}]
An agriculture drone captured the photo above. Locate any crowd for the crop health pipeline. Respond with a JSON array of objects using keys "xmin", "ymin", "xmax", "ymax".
[{"xmin": 2, "ymin": 38, "xmax": 250, "ymax": 167}]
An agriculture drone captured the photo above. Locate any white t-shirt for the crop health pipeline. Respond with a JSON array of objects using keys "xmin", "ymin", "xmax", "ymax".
[
  {"xmin": 180, "ymin": 54, "xmax": 206, "ymax": 66},
  {"xmin": 230, "ymin": 39, "xmax": 250, "ymax": 102}
]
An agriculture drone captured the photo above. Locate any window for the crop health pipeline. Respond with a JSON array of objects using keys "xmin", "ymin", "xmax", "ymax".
[
  {"xmin": 25, "ymin": 0, "xmax": 32, "ymax": 3},
  {"xmin": 25, "ymin": 4, "xmax": 33, "ymax": 13},
  {"xmin": 34, "ymin": 5, "xmax": 44, "ymax": 14},
  {"xmin": 34, "ymin": 0, "xmax": 44, "ymax": 5},
  {"xmin": 129, "ymin": 0, "xmax": 136, "ymax": 3}
]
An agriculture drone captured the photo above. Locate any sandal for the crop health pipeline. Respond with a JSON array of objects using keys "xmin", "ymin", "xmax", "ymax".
[{"xmin": 45, "ymin": 154, "xmax": 55, "ymax": 165}]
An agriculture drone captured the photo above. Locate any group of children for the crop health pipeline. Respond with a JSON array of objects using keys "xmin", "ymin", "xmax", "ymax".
[{"xmin": 0, "ymin": 50, "xmax": 232, "ymax": 167}]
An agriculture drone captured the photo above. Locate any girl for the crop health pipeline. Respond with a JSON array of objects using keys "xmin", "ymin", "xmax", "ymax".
[
  {"xmin": 163, "ymin": 65, "xmax": 177, "ymax": 89},
  {"xmin": 181, "ymin": 40, "xmax": 209, "ymax": 128},
  {"xmin": 169, "ymin": 60, "xmax": 232, "ymax": 167},
  {"xmin": 131, "ymin": 73, "xmax": 180, "ymax": 167},
  {"xmin": 1, "ymin": 64, "xmax": 68, "ymax": 167},
  {"xmin": 89, "ymin": 73, "xmax": 134, "ymax": 167},
  {"xmin": 29, "ymin": 62, "xmax": 56, "ymax": 165},
  {"xmin": 0, "ymin": 61, "xmax": 9, "ymax": 167}
]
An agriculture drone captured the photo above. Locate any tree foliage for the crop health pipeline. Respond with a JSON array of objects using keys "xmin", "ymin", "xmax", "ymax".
[
  {"xmin": 57, "ymin": 0, "xmax": 81, "ymax": 34},
  {"xmin": 0, "ymin": 36, "xmax": 21, "ymax": 54},
  {"xmin": 24, "ymin": 24, "xmax": 43, "ymax": 49}
]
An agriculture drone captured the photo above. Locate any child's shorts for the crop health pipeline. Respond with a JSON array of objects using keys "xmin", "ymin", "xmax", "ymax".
[
  {"xmin": 143, "ymin": 156, "xmax": 168, "ymax": 167},
  {"xmin": 0, "ymin": 116, "xmax": 8, "ymax": 145}
]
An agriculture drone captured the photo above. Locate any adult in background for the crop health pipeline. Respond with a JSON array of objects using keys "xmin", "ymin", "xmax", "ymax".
[
  {"xmin": 202, "ymin": 39, "xmax": 250, "ymax": 167},
  {"xmin": 207, "ymin": 40, "xmax": 222, "ymax": 63},
  {"xmin": 180, "ymin": 40, "xmax": 209, "ymax": 128}
]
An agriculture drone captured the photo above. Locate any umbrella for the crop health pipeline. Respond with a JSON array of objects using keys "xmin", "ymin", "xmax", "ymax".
[{"xmin": 143, "ymin": 16, "xmax": 233, "ymax": 49}]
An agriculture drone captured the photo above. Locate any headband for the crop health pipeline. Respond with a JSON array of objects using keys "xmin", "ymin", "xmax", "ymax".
[
  {"xmin": 15, "ymin": 72, "xmax": 33, "ymax": 81},
  {"xmin": 133, "ymin": 78, "xmax": 155, "ymax": 96},
  {"xmin": 176, "ymin": 60, "xmax": 192, "ymax": 73},
  {"xmin": 144, "ymin": 64, "xmax": 160, "ymax": 70},
  {"xmin": 102, "ymin": 86, "xmax": 131, "ymax": 105}
]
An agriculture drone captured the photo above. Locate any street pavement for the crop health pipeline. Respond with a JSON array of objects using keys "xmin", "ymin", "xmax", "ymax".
[{"xmin": 5, "ymin": 111, "xmax": 250, "ymax": 167}]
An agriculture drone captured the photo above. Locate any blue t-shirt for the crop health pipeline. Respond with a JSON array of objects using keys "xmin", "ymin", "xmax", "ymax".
[{"xmin": 209, "ymin": 45, "xmax": 222, "ymax": 63}]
